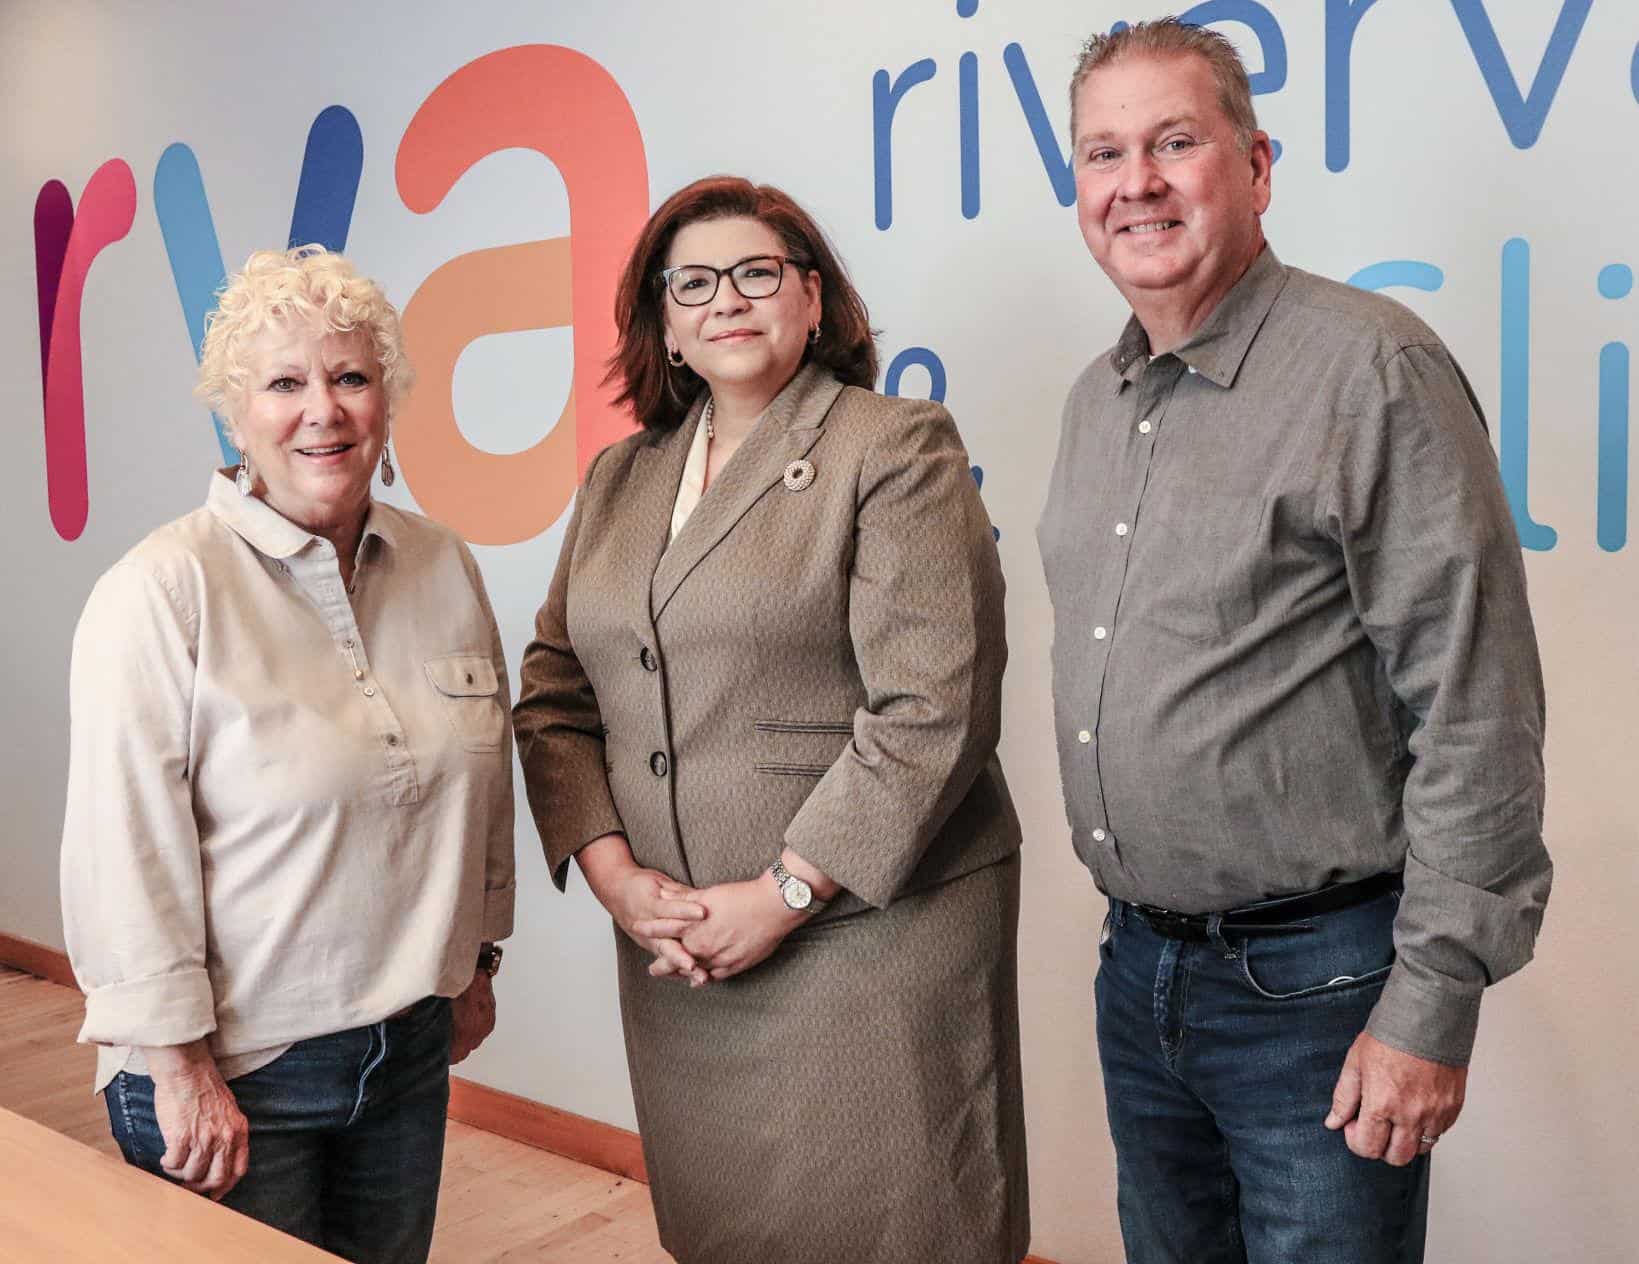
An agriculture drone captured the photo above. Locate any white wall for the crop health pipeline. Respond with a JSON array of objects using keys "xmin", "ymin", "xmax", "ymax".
[{"xmin": 2, "ymin": 3, "xmax": 1633, "ymax": 1261}]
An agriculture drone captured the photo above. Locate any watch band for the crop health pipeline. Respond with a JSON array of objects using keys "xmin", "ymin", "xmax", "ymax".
[
  {"xmin": 770, "ymin": 859, "xmax": 829, "ymax": 915},
  {"xmin": 476, "ymin": 942, "xmax": 503, "ymax": 977}
]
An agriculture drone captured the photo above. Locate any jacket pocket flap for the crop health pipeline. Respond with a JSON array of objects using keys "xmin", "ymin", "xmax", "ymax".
[{"xmin": 425, "ymin": 654, "xmax": 499, "ymax": 697}]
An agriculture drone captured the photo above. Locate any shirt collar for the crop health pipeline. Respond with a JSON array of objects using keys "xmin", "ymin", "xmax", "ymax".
[
  {"xmin": 1107, "ymin": 245, "xmax": 1288, "ymax": 391},
  {"xmin": 205, "ymin": 470, "xmax": 396, "ymax": 560}
]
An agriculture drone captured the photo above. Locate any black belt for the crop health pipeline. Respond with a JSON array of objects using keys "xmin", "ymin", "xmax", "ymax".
[{"xmin": 1131, "ymin": 871, "xmax": 1402, "ymax": 942}]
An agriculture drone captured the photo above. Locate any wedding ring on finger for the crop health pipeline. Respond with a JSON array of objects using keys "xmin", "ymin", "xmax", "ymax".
[{"xmin": 1418, "ymin": 1133, "xmax": 1440, "ymax": 1148}]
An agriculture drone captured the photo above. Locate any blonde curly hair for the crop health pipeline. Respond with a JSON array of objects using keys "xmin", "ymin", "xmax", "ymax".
[{"xmin": 195, "ymin": 245, "xmax": 413, "ymax": 417}]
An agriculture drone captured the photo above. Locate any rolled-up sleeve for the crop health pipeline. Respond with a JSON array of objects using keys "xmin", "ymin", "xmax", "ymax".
[
  {"xmin": 782, "ymin": 401, "xmax": 1008, "ymax": 908},
  {"xmin": 61, "ymin": 563, "xmax": 217, "ymax": 1049},
  {"xmin": 1331, "ymin": 343, "xmax": 1552, "ymax": 1066}
]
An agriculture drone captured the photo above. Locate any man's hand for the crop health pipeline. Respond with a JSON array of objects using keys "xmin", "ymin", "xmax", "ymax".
[
  {"xmin": 449, "ymin": 970, "xmax": 497, "ymax": 1063},
  {"xmin": 680, "ymin": 877, "xmax": 808, "ymax": 981},
  {"xmin": 1325, "ymin": 1030, "xmax": 1467, "ymax": 1165},
  {"xmin": 143, "ymin": 1040, "xmax": 250, "ymax": 1200}
]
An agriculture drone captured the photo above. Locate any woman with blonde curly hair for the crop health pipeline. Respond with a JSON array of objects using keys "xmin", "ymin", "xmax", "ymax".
[{"xmin": 60, "ymin": 245, "xmax": 514, "ymax": 1264}]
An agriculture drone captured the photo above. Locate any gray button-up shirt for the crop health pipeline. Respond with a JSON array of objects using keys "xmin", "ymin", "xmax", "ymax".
[{"xmin": 1038, "ymin": 247, "xmax": 1550, "ymax": 1065}]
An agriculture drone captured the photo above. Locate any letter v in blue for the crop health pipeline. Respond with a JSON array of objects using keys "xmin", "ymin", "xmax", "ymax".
[
  {"xmin": 1449, "ymin": 0, "xmax": 1591, "ymax": 149},
  {"xmin": 154, "ymin": 105, "xmax": 364, "ymax": 461}
]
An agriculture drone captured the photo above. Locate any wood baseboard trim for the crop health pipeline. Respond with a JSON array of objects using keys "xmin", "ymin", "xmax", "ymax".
[
  {"xmin": 447, "ymin": 1076, "xmax": 647, "ymax": 1183},
  {"xmin": 449, "ymin": 1080, "xmax": 1061, "ymax": 1262},
  {"xmin": 2, "ymin": 933, "xmax": 1057, "ymax": 1262},
  {"xmin": 0, "ymin": 932, "xmax": 78, "ymax": 989}
]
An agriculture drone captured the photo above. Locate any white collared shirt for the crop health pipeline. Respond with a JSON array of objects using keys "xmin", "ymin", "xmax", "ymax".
[{"xmin": 61, "ymin": 473, "xmax": 515, "ymax": 1090}]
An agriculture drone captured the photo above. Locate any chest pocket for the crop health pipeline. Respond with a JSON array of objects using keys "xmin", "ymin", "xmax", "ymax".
[
  {"xmin": 425, "ymin": 653, "xmax": 504, "ymax": 754},
  {"xmin": 1130, "ymin": 488, "xmax": 1263, "ymax": 643}
]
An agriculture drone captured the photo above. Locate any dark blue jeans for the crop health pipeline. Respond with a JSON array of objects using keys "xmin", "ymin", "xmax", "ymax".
[
  {"xmin": 106, "ymin": 995, "xmax": 452, "ymax": 1264},
  {"xmin": 1095, "ymin": 890, "xmax": 1429, "ymax": 1264}
]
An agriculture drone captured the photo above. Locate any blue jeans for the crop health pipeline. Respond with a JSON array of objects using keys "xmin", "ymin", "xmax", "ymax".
[
  {"xmin": 1095, "ymin": 889, "xmax": 1429, "ymax": 1264},
  {"xmin": 106, "ymin": 995, "xmax": 452, "ymax": 1264}
]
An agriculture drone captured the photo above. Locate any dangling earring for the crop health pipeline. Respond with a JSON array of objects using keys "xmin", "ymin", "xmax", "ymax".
[
  {"xmin": 667, "ymin": 346, "xmax": 685, "ymax": 367},
  {"xmin": 235, "ymin": 449, "xmax": 254, "ymax": 496},
  {"xmin": 380, "ymin": 443, "xmax": 397, "ymax": 487},
  {"xmin": 808, "ymin": 325, "xmax": 821, "ymax": 346}
]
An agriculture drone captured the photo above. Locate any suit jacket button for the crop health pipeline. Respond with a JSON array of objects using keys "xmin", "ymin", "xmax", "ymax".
[
  {"xmin": 650, "ymin": 752, "xmax": 669, "ymax": 777},
  {"xmin": 640, "ymin": 646, "xmax": 658, "ymax": 672}
]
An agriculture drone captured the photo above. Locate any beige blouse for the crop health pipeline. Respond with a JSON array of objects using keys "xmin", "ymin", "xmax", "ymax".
[
  {"xmin": 669, "ymin": 405, "xmax": 713, "ymax": 542},
  {"xmin": 61, "ymin": 473, "xmax": 515, "ymax": 1090}
]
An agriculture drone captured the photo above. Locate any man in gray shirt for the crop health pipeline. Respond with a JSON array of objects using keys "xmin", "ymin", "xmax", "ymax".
[{"xmin": 1039, "ymin": 19, "xmax": 1550, "ymax": 1263}]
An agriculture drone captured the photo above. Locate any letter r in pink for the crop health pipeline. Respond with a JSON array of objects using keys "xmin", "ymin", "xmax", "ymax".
[{"xmin": 36, "ymin": 159, "xmax": 137, "ymax": 542}]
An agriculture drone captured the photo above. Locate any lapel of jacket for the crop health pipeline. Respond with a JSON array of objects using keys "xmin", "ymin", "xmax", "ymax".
[
  {"xmin": 650, "ymin": 363, "xmax": 845, "ymax": 622},
  {"xmin": 627, "ymin": 396, "xmax": 704, "ymax": 629}
]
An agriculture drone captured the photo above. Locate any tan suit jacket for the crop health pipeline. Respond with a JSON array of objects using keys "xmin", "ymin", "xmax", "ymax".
[{"xmin": 514, "ymin": 363, "xmax": 1020, "ymax": 914}]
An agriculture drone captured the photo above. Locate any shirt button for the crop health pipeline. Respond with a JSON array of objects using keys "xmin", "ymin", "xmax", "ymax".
[
  {"xmin": 1093, "ymin": 625, "xmax": 1108, "ymax": 640},
  {"xmin": 1077, "ymin": 729, "xmax": 1092, "ymax": 744},
  {"xmin": 650, "ymin": 751, "xmax": 669, "ymax": 777},
  {"xmin": 1114, "ymin": 523, "xmax": 1128, "ymax": 537},
  {"xmin": 386, "ymin": 734, "xmax": 399, "ymax": 746},
  {"xmin": 1092, "ymin": 828, "xmax": 1107, "ymax": 842},
  {"xmin": 363, "ymin": 686, "xmax": 376, "ymax": 698},
  {"xmin": 639, "ymin": 646, "xmax": 658, "ymax": 672},
  {"xmin": 353, "ymin": 669, "xmax": 365, "ymax": 681},
  {"xmin": 1138, "ymin": 420, "xmax": 1153, "ymax": 435}
]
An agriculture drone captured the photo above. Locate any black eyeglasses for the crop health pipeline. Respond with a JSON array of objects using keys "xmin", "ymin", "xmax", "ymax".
[{"xmin": 659, "ymin": 254, "xmax": 809, "ymax": 307}]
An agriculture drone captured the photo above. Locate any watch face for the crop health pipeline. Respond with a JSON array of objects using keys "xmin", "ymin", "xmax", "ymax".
[{"xmin": 783, "ymin": 876, "xmax": 813, "ymax": 910}]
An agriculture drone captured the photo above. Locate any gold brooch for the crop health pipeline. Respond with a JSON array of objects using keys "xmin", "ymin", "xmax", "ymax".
[{"xmin": 782, "ymin": 459, "xmax": 816, "ymax": 492}]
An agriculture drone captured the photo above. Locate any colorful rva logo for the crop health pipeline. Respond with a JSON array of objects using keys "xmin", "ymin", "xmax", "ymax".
[{"xmin": 34, "ymin": 45, "xmax": 648, "ymax": 545}]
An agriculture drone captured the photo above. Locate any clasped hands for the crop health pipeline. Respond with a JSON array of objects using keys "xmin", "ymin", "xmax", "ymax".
[{"xmin": 579, "ymin": 835, "xmax": 818, "ymax": 986}]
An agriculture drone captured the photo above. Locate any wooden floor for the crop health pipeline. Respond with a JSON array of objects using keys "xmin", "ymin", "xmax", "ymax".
[{"xmin": 0, "ymin": 967, "xmax": 672, "ymax": 1263}]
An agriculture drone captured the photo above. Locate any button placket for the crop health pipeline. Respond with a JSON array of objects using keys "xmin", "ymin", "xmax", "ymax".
[
  {"xmin": 287, "ymin": 548, "xmax": 417, "ymax": 802},
  {"xmin": 1080, "ymin": 361, "xmax": 1184, "ymax": 856}
]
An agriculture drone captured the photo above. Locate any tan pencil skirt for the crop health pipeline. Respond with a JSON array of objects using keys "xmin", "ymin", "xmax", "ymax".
[{"xmin": 612, "ymin": 851, "xmax": 1029, "ymax": 1264}]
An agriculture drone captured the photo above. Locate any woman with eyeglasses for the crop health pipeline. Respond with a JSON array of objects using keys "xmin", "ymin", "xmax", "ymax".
[{"xmin": 513, "ymin": 176, "xmax": 1029, "ymax": 1263}]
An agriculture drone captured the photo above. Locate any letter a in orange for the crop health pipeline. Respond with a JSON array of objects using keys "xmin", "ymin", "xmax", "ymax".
[{"xmin": 396, "ymin": 45, "xmax": 648, "ymax": 544}]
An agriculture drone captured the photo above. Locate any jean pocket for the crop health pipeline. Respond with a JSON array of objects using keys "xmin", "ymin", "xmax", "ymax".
[
  {"xmin": 416, "ymin": 994, "xmax": 454, "ymax": 1036},
  {"xmin": 425, "ymin": 653, "xmax": 505, "ymax": 753},
  {"xmin": 107, "ymin": 1072, "xmax": 163, "ymax": 1171},
  {"xmin": 1236, "ymin": 895, "xmax": 1398, "ymax": 1000}
]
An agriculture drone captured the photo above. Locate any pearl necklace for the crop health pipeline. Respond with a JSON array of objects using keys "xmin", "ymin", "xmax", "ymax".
[{"xmin": 702, "ymin": 398, "xmax": 715, "ymax": 441}]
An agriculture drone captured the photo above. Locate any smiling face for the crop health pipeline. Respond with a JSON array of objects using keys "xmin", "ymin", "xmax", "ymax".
[
  {"xmin": 1073, "ymin": 52, "xmax": 1271, "ymax": 325},
  {"xmin": 230, "ymin": 323, "xmax": 387, "ymax": 541},
  {"xmin": 661, "ymin": 215, "xmax": 821, "ymax": 407}
]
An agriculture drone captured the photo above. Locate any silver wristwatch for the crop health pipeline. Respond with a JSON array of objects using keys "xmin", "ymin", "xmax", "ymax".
[{"xmin": 770, "ymin": 859, "xmax": 828, "ymax": 915}]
